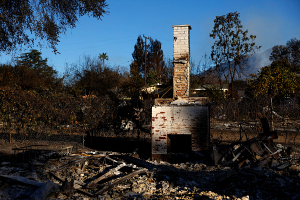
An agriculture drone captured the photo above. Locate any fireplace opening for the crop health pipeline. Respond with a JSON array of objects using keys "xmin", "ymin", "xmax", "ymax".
[{"xmin": 167, "ymin": 134, "xmax": 191, "ymax": 153}]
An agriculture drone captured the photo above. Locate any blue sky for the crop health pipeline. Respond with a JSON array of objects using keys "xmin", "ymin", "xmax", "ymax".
[{"xmin": 1, "ymin": 0, "xmax": 299, "ymax": 76}]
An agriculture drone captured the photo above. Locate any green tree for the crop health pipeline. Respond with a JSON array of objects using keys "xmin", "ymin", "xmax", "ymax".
[
  {"xmin": 131, "ymin": 35, "xmax": 146, "ymax": 76},
  {"xmin": 16, "ymin": 49, "xmax": 59, "ymax": 90},
  {"xmin": 270, "ymin": 38, "xmax": 300, "ymax": 73},
  {"xmin": 66, "ymin": 55, "xmax": 122, "ymax": 97},
  {"xmin": 246, "ymin": 61, "xmax": 299, "ymax": 98},
  {"xmin": 126, "ymin": 61, "xmax": 144, "ymax": 99},
  {"xmin": 287, "ymin": 38, "xmax": 300, "ymax": 69},
  {"xmin": 148, "ymin": 38, "xmax": 166, "ymax": 85},
  {"xmin": 99, "ymin": 52, "xmax": 109, "ymax": 66},
  {"xmin": 130, "ymin": 35, "xmax": 166, "ymax": 86},
  {"xmin": 269, "ymin": 45, "xmax": 290, "ymax": 63},
  {"xmin": 0, "ymin": 0, "xmax": 108, "ymax": 53},
  {"xmin": 210, "ymin": 12, "xmax": 261, "ymax": 96}
]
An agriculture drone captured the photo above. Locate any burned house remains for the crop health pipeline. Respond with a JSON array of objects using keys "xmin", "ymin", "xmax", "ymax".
[{"xmin": 152, "ymin": 25, "xmax": 210, "ymax": 161}]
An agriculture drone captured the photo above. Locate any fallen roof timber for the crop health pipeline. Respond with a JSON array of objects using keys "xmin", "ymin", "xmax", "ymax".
[
  {"xmin": 87, "ymin": 163, "xmax": 127, "ymax": 188},
  {"xmin": 48, "ymin": 154, "xmax": 148, "ymax": 197},
  {"xmin": 93, "ymin": 168, "xmax": 148, "ymax": 196}
]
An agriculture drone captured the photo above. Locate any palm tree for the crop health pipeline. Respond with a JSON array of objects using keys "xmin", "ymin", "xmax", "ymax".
[{"xmin": 99, "ymin": 53, "xmax": 109, "ymax": 66}]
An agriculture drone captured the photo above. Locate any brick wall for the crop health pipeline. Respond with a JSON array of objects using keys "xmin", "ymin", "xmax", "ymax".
[
  {"xmin": 151, "ymin": 105, "xmax": 210, "ymax": 155},
  {"xmin": 173, "ymin": 25, "xmax": 191, "ymax": 98}
]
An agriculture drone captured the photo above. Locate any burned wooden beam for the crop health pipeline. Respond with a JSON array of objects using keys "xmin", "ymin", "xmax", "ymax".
[
  {"xmin": 93, "ymin": 168, "xmax": 148, "ymax": 196},
  {"xmin": 115, "ymin": 155, "xmax": 157, "ymax": 170},
  {"xmin": 87, "ymin": 163, "xmax": 126, "ymax": 188},
  {"xmin": 104, "ymin": 156, "xmax": 121, "ymax": 164}
]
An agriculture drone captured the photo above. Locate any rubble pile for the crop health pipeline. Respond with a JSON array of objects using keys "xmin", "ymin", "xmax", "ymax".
[
  {"xmin": 149, "ymin": 159, "xmax": 300, "ymax": 200},
  {"xmin": 0, "ymin": 146, "xmax": 299, "ymax": 200},
  {"xmin": 0, "ymin": 117, "xmax": 299, "ymax": 200}
]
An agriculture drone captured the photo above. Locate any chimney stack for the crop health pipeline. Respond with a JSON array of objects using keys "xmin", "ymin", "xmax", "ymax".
[{"xmin": 172, "ymin": 24, "xmax": 191, "ymax": 99}]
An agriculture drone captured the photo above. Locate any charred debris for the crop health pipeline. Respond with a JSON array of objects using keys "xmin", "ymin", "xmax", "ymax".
[
  {"xmin": 212, "ymin": 118, "xmax": 295, "ymax": 170},
  {"xmin": 0, "ymin": 118, "xmax": 299, "ymax": 200}
]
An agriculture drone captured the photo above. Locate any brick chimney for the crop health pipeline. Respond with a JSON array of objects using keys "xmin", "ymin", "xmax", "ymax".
[
  {"xmin": 172, "ymin": 24, "xmax": 191, "ymax": 99},
  {"xmin": 151, "ymin": 25, "xmax": 210, "ymax": 161}
]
